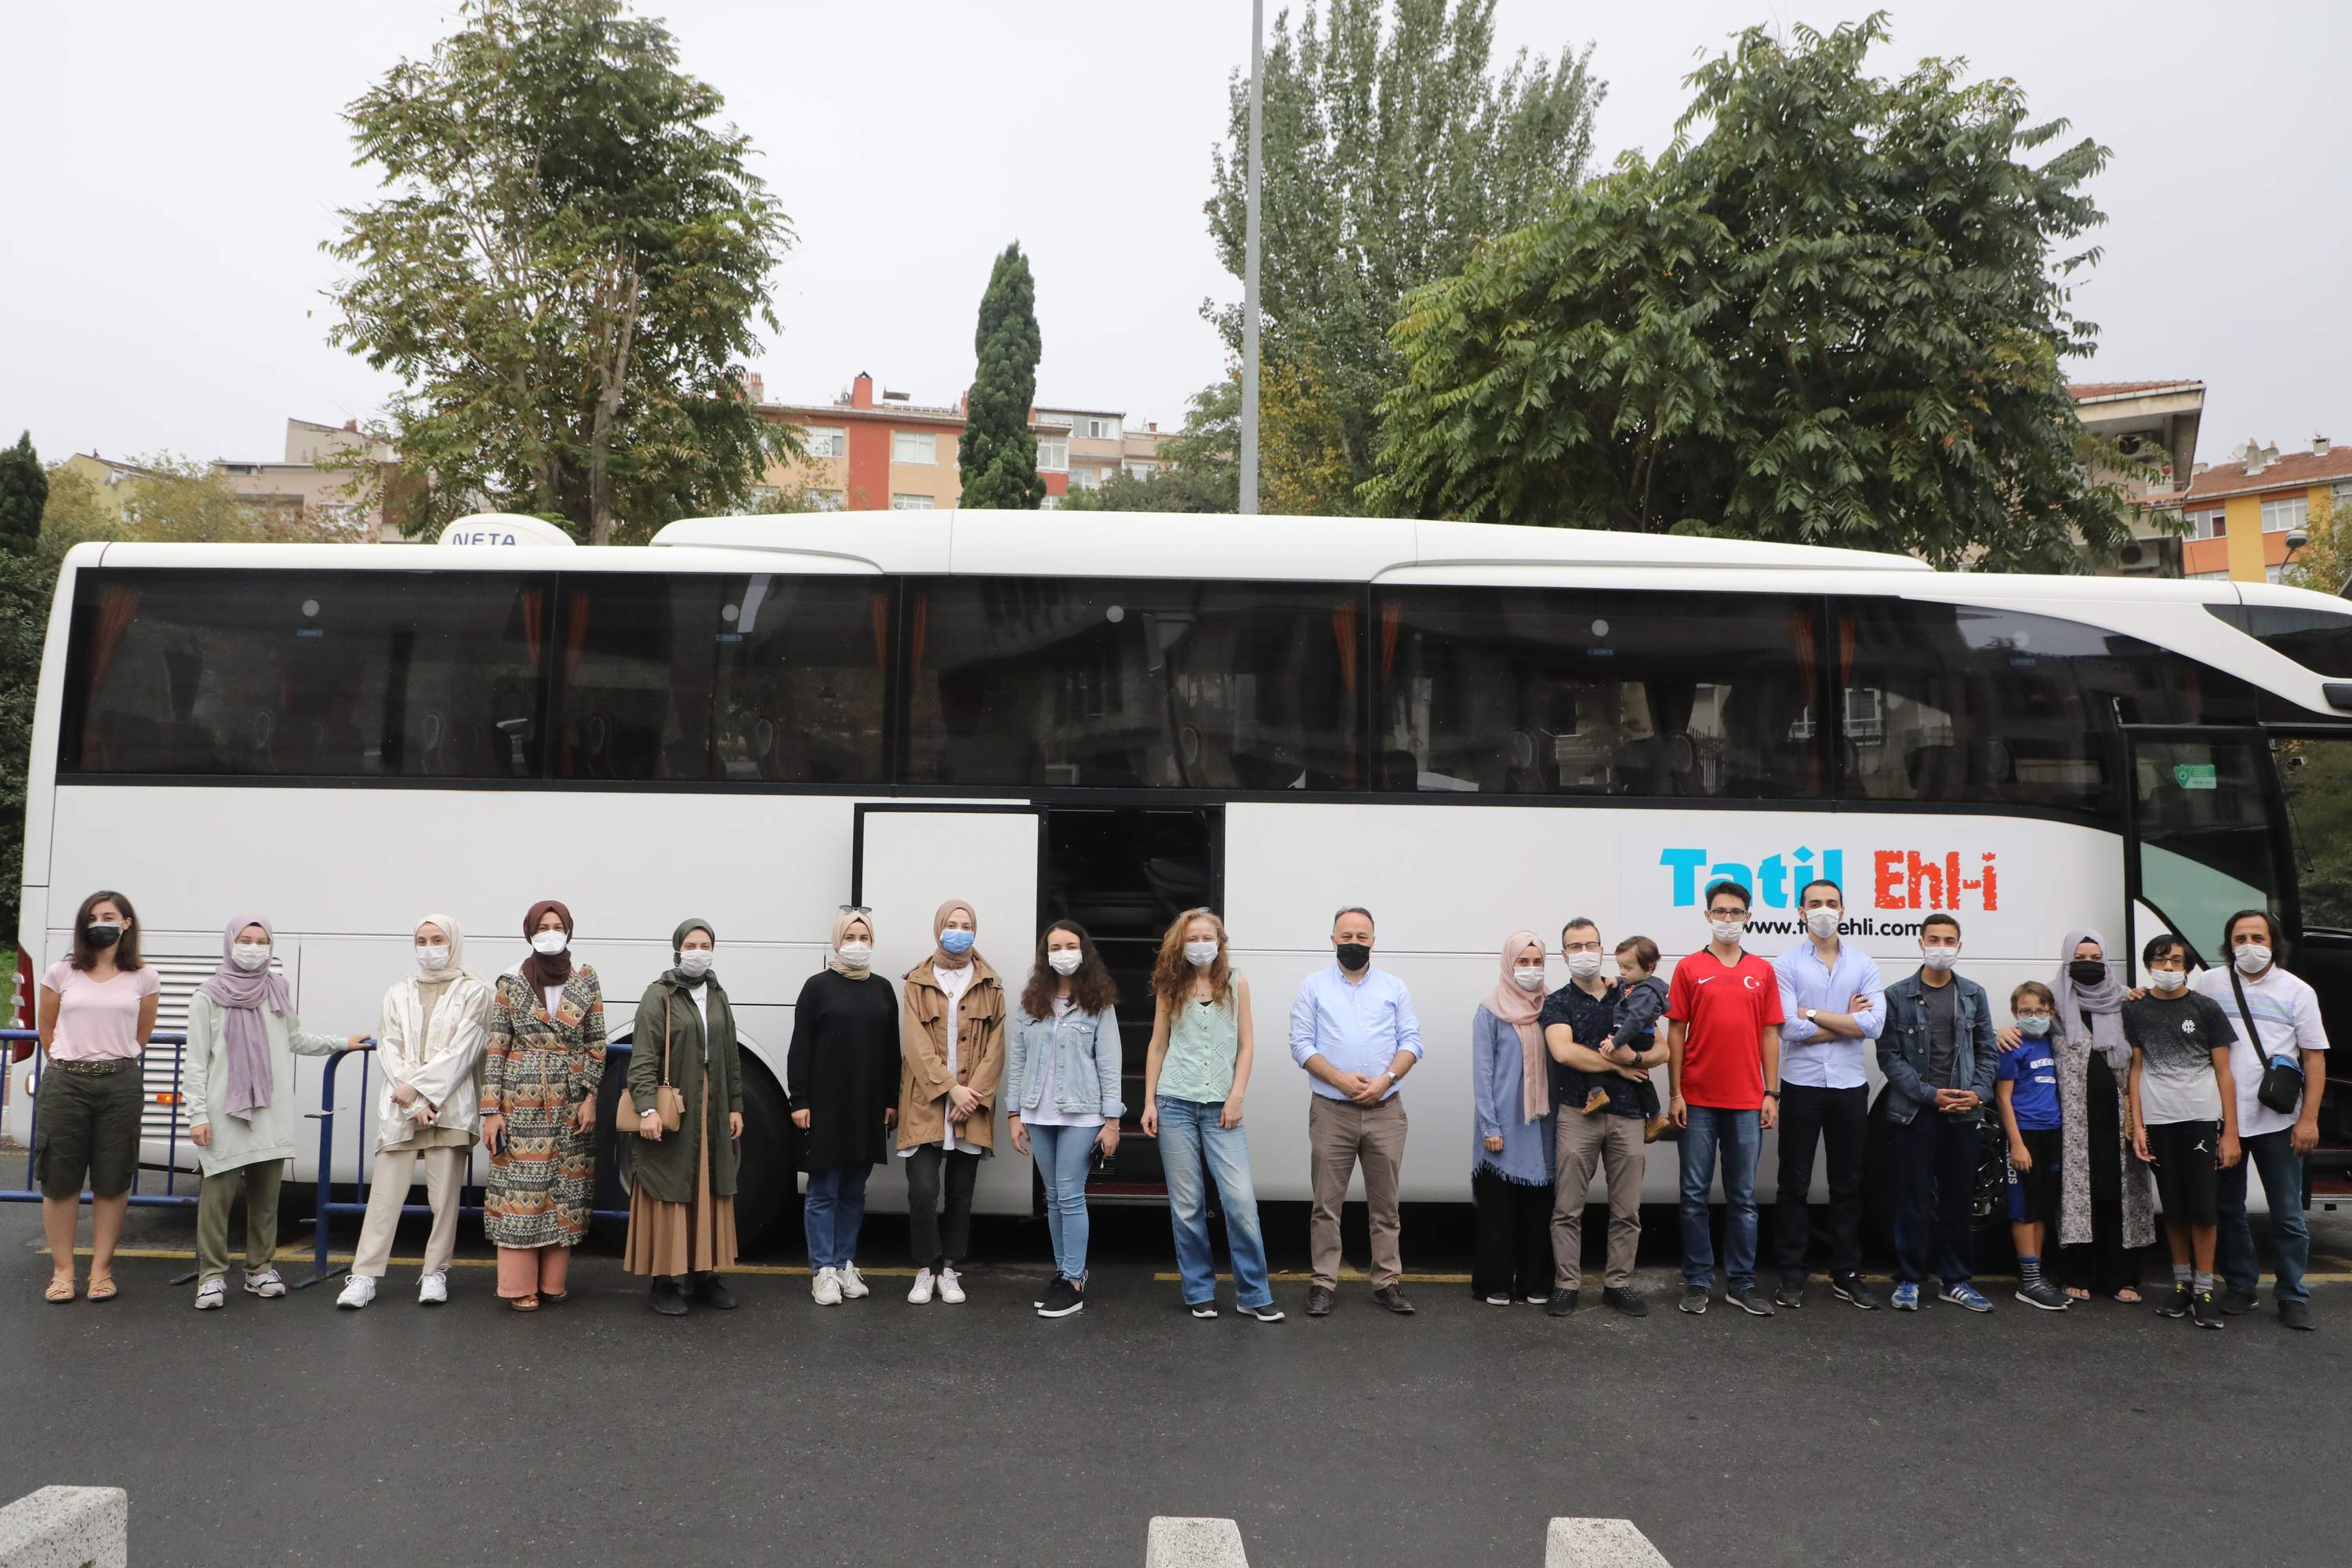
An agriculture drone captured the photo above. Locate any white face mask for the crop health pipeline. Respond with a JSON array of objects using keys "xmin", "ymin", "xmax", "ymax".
[
  {"xmin": 1566, "ymin": 951, "xmax": 1603, "ymax": 980},
  {"xmin": 416, "ymin": 945, "xmax": 452, "ymax": 974},
  {"xmin": 1709, "ymin": 919, "xmax": 1746, "ymax": 945},
  {"xmin": 2234, "ymin": 944, "xmax": 2272, "ymax": 975},
  {"xmin": 1804, "ymin": 908, "xmax": 1842, "ymax": 940},
  {"xmin": 1047, "ymin": 949, "xmax": 1083, "ymax": 977},
  {"xmin": 1920, "ymin": 946, "xmax": 1958, "ymax": 972},
  {"xmin": 1183, "ymin": 940, "xmax": 1219, "ymax": 968},
  {"xmin": 230, "ymin": 943, "xmax": 271, "ymax": 972},
  {"xmin": 677, "ymin": 949, "xmax": 713, "ymax": 978},
  {"xmin": 1512, "ymin": 966, "xmax": 1546, "ymax": 993},
  {"xmin": 2148, "ymin": 967, "xmax": 2188, "ymax": 993},
  {"xmin": 836, "ymin": 942, "xmax": 873, "ymax": 971},
  {"xmin": 530, "ymin": 930, "xmax": 568, "ymax": 956}
]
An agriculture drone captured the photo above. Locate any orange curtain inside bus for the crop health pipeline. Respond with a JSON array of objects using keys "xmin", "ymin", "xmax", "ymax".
[{"xmin": 78, "ymin": 587, "xmax": 143, "ymax": 768}]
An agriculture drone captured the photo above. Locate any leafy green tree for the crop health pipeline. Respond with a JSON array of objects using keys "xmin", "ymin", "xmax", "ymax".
[
  {"xmin": 0, "ymin": 433, "xmax": 44, "ymax": 556},
  {"xmin": 959, "ymin": 242, "xmax": 1044, "ymax": 511},
  {"xmin": 325, "ymin": 0, "xmax": 795, "ymax": 544},
  {"xmin": 1371, "ymin": 14, "xmax": 2133, "ymax": 572},
  {"xmin": 1205, "ymin": 0, "xmax": 1600, "ymax": 506},
  {"xmin": 1061, "ymin": 379, "xmax": 1243, "ymax": 514},
  {"xmin": 0, "ymin": 432, "xmax": 48, "ymax": 935}
]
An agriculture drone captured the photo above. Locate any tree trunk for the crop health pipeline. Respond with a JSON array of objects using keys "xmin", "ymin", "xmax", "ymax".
[{"xmin": 588, "ymin": 260, "xmax": 642, "ymax": 547}]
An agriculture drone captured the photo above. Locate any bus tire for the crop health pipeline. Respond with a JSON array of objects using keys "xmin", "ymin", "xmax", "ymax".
[{"xmin": 730, "ymin": 1064, "xmax": 793, "ymax": 1247}]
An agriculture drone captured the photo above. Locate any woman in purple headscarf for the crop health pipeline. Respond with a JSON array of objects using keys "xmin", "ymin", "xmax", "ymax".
[{"xmin": 183, "ymin": 916, "xmax": 365, "ymax": 1312}]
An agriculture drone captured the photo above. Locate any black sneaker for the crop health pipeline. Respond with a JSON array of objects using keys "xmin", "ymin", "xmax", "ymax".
[
  {"xmin": 650, "ymin": 1278, "xmax": 688, "ymax": 1316},
  {"xmin": 1726, "ymin": 1286, "xmax": 1776, "ymax": 1318},
  {"xmin": 1602, "ymin": 1287, "xmax": 1648, "ymax": 1319},
  {"xmin": 1773, "ymin": 1279, "xmax": 1806, "ymax": 1309},
  {"xmin": 1544, "ymin": 1289, "xmax": 1579, "ymax": 1318},
  {"xmin": 2280, "ymin": 1298, "xmax": 2314, "ymax": 1332},
  {"xmin": 2218, "ymin": 1287, "xmax": 2257, "ymax": 1316},
  {"xmin": 691, "ymin": 1272, "xmax": 738, "ymax": 1311},
  {"xmin": 1188, "ymin": 1301, "xmax": 1219, "ymax": 1319},
  {"xmin": 2155, "ymin": 1283, "xmax": 2193, "ymax": 1319},
  {"xmin": 1243, "ymin": 1302, "xmax": 1287, "ymax": 1323},
  {"xmin": 2191, "ymin": 1290, "xmax": 2224, "ymax": 1330},
  {"xmin": 1037, "ymin": 1276, "xmax": 1084, "ymax": 1319},
  {"xmin": 1678, "ymin": 1285, "xmax": 1709, "ymax": 1315},
  {"xmin": 1831, "ymin": 1276, "xmax": 1881, "ymax": 1311},
  {"xmin": 1305, "ymin": 1285, "xmax": 1335, "ymax": 1317},
  {"xmin": 2014, "ymin": 1280, "xmax": 2071, "ymax": 1312}
]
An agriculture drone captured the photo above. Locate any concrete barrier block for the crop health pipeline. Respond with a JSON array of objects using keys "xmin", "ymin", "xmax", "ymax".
[
  {"xmin": 1145, "ymin": 1515, "xmax": 1250, "ymax": 1567},
  {"xmin": 0, "ymin": 1486, "xmax": 129, "ymax": 1568},
  {"xmin": 1545, "ymin": 1516, "xmax": 1672, "ymax": 1568}
]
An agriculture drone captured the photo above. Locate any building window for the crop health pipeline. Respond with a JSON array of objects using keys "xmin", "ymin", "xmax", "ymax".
[
  {"xmin": 1036, "ymin": 439, "xmax": 1069, "ymax": 472},
  {"xmin": 892, "ymin": 432, "xmax": 937, "ymax": 466},
  {"xmin": 1069, "ymin": 466, "xmax": 1102, "ymax": 490},
  {"xmin": 1078, "ymin": 416, "xmax": 1120, "ymax": 441},
  {"xmin": 1040, "ymin": 495, "xmax": 1063, "ymax": 510},
  {"xmin": 800, "ymin": 426, "xmax": 847, "ymax": 459},
  {"xmin": 813, "ymin": 489, "xmax": 847, "ymax": 511},
  {"xmin": 735, "ymin": 485, "xmax": 781, "ymax": 515},
  {"xmin": 1123, "ymin": 461, "xmax": 1156, "ymax": 480},
  {"xmin": 891, "ymin": 493, "xmax": 935, "ymax": 510},
  {"xmin": 2186, "ymin": 510, "xmax": 2225, "ymax": 540},
  {"xmin": 2261, "ymin": 495, "xmax": 2309, "ymax": 534}
]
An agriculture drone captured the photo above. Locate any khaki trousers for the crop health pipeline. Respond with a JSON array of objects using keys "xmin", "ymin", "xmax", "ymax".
[
  {"xmin": 197, "ymin": 1163, "xmax": 284, "ymax": 1285},
  {"xmin": 1308, "ymin": 1093, "xmax": 1407, "ymax": 1289},
  {"xmin": 1552, "ymin": 1112, "xmax": 1646, "ymax": 1290},
  {"xmin": 351, "ymin": 1145, "xmax": 468, "ymax": 1279}
]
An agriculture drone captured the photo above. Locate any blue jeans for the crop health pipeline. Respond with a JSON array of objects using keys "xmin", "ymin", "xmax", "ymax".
[
  {"xmin": 1893, "ymin": 1110, "xmax": 1979, "ymax": 1286},
  {"xmin": 1156, "ymin": 1095, "xmax": 1274, "ymax": 1310},
  {"xmin": 2219, "ymin": 1127, "xmax": 2310, "ymax": 1302},
  {"xmin": 803, "ymin": 1165, "xmax": 871, "ymax": 1271},
  {"xmin": 1029, "ymin": 1122, "xmax": 1097, "ymax": 1282},
  {"xmin": 1678, "ymin": 1105, "xmax": 1761, "ymax": 1290}
]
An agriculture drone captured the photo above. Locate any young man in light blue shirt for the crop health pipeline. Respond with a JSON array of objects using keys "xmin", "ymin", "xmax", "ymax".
[
  {"xmin": 1289, "ymin": 906, "xmax": 1424, "ymax": 1318},
  {"xmin": 1770, "ymin": 879, "xmax": 1886, "ymax": 1310}
]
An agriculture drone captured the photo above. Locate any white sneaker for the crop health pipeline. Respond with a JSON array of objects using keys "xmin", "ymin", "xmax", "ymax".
[
  {"xmin": 194, "ymin": 1279, "xmax": 226, "ymax": 1311},
  {"xmin": 336, "ymin": 1275, "xmax": 378, "ymax": 1310},
  {"xmin": 245, "ymin": 1267, "xmax": 286, "ymax": 1299},
  {"xmin": 938, "ymin": 1266, "xmax": 967, "ymax": 1305},
  {"xmin": 907, "ymin": 1267, "xmax": 935, "ymax": 1305},
  {"xmin": 417, "ymin": 1272, "xmax": 448, "ymax": 1306},
  {"xmin": 812, "ymin": 1267, "xmax": 843, "ymax": 1305},
  {"xmin": 837, "ymin": 1261, "xmax": 870, "ymax": 1299}
]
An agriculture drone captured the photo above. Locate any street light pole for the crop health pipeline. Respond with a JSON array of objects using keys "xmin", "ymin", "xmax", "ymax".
[{"xmin": 1240, "ymin": 0, "xmax": 1262, "ymax": 517}]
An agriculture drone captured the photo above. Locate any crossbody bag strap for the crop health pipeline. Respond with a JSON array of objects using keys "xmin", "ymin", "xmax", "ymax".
[
  {"xmin": 2227, "ymin": 964, "xmax": 2266, "ymax": 1068},
  {"xmin": 663, "ymin": 990, "xmax": 674, "ymax": 1086}
]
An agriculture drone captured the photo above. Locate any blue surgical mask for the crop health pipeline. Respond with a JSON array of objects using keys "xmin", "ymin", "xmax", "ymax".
[
  {"xmin": 2015, "ymin": 1016, "xmax": 2052, "ymax": 1038},
  {"xmin": 939, "ymin": 928, "xmax": 975, "ymax": 956}
]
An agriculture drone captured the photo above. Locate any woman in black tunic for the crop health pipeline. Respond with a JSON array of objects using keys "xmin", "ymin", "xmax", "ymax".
[{"xmin": 789, "ymin": 908, "xmax": 902, "ymax": 1304}]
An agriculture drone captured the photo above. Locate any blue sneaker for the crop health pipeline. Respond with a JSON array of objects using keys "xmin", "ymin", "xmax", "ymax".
[
  {"xmin": 1891, "ymin": 1282, "xmax": 1920, "ymax": 1311},
  {"xmin": 1940, "ymin": 1281, "xmax": 1993, "ymax": 1313}
]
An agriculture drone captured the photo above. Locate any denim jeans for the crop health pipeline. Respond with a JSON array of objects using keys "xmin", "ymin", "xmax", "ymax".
[
  {"xmin": 803, "ymin": 1164, "xmax": 872, "ymax": 1271},
  {"xmin": 1029, "ymin": 1123, "xmax": 1097, "ymax": 1282},
  {"xmin": 2218, "ymin": 1127, "xmax": 2310, "ymax": 1302},
  {"xmin": 1893, "ymin": 1110, "xmax": 1979, "ymax": 1286},
  {"xmin": 1678, "ymin": 1105, "xmax": 1761, "ymax": 1290},
  {"xmin": 1156, "ymin": 1095, "xmax": 1274, "ymax": 1310}
]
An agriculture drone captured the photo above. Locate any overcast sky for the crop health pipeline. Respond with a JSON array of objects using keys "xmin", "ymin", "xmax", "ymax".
[{"xmin": 5, "ymin": 1, "xmax": 2346, "ymax": 469}]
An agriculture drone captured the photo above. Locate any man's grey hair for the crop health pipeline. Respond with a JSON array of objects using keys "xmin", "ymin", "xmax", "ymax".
[{"xmin": 1332, "ymin": 906, "xmax": 1375, "ymax": 930}]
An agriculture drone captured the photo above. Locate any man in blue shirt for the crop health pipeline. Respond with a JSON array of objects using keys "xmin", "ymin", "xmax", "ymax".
[
  {"xmin": 1290, "ymin": 906, "xmax": 1424, "ymax": 1317},
  {"xmin": 1770, "ymin": 879, "xmax": 1885, "ymax": 1310}
]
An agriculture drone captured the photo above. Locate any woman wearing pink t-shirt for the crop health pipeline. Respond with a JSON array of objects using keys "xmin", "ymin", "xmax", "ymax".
[{"xmin": 34, "ymin": 890, "xmax": 160, "ymax": 1303}]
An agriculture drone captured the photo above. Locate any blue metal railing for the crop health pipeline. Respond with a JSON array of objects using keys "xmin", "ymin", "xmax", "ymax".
[{"xmin": 0, "ymin": 1029, "xmax": 198, "ymax": 1207}]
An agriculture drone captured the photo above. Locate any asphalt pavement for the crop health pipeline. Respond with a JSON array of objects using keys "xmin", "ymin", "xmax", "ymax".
[{"xmin": 5, "ymin": 1197, "xmax": 2350, "ymax": 1567}]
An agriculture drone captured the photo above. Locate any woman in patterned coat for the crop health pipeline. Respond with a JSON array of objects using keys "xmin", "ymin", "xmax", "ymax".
[{"xmin": 481, "ymin": 899, "xmax": 607, "ymax": 1310}]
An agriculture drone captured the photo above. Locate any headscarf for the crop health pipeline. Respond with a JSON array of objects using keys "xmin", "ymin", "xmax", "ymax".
[
  {"xmin": 668, "ymin": 917, "xmax": 717, "ymax": 989},
  {"xmin": 520, "ymin": 899, "xmax": 574, "ymax": 993},
  {"xmin": 199, "ymin": 914, "xmax": 291, "ymax": 1123},
  {"xmin": 827, "ymin": 909, "xmax": 874, "ymax": 980},
  {"xmin": 1486, "ymin": 929, "xmax": 1548, "ymax": 1123},
  {"xmin": 2053, "ymin": 926, "xmax": 2131, "ymax": 1073},
  {"xmin": 413, "ymin": 912, "xmax": 471, "ymax": 984},
  {"xmin": 931, "ymin": 899, "xmax": 977, "ymax": 971}
]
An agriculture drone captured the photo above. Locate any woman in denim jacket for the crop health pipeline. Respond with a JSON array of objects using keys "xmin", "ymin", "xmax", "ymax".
[{"xmin": 1008, "ymin": 920, "xmax": 1125, "ymax": 1319}]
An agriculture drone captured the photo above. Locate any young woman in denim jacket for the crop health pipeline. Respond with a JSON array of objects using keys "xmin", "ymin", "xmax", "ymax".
[{"xmin": 1007, "ymin": 920, "xmax": 1125, "ymax": 1319}]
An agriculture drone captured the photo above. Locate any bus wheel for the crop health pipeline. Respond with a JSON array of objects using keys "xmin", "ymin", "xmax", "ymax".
[{"xmin": 730, "ymin": 1066, "xmax": 793, "ymax": 1248}]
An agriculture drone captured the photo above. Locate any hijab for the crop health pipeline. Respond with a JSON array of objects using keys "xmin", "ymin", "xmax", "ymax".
[
  {"xmin": 413, "ymin": 912, "xmax": 470, "ymax": 985},
  {"xmin": 199, "ymin": 914, "xmax": 292, "ymax": 1123},
  {"xmin": 826, "ymin": 909, "xmax": 874, "ymax": 980},
  {"xmin": 520, "ymin": 899, "xmax": 574, "ymax": 993},
  {"xmin": 2053, "ymin": 925, "xmax": 2131, "ymax": 1073},
  {"xmin": 1486, "ymin": 929, "xmax": 1548, "ymax": 1123},
  {"xmin": 931, "ymin": 899, "xmax": 977, "ymax": 971},
  {"xmin": 668, "ymin": 917, "xmax": 717, "ymax": 989}
]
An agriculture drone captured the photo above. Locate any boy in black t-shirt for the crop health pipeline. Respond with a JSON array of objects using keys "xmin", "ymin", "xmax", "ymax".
[{"xmin": 2122, "ymin": 934, "xmax": 2241, "ymax": 1328}]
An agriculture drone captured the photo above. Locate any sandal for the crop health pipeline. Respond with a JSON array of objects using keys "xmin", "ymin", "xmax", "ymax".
[
  {"xmin": 85, "ymin": 1276, "xmax": 118, "ymax": 1303},
  {"xmin": 45, "ymin": 1276, "xmax": 76, "ymax": 1304},
  {"xmin": 2063, "ymin": 1287, "xmax": 2091, "ymax": 1301},
  {"xmin": 2114, "ymin": 1287, "xmax": 2142, "ymax": 1304},
  {"xmin": 539, "ymin": 1290, "xmax": 569, "ymax": 1305},
  {"xmin": 507, "ymin": 1293, "xmax": 540, "ymax": 1312}
]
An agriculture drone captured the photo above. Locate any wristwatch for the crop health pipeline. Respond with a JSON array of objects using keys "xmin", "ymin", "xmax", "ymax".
[
  {"xmin": 1762, "ymin": 1088, "xmax": 1781, "ymax": 1099},
  {"xmin": 1803, "ymin": 1008, "xmax": 1819, "ymax": 1024}
]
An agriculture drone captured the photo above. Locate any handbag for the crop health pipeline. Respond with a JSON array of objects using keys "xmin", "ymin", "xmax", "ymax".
[
  {"xmin": 2227, "ymin": 964, "xmax": 2304, "ymax": 1116},
  {"xmin": 613, "ymin": 991, "xmax": 685, "ymax": 1134}
]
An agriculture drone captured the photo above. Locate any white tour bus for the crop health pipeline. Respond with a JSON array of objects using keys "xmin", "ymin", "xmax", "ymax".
[{"xmin": 12, "ymin": 510, "xmax": 2352, "ymax": 1238}]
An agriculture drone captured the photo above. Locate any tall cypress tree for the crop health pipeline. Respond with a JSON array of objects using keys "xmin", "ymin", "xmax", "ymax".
[
  {"xmin": 958, "ymin": 242, "xmax": 1043, "ymax": 510},
  {"xmin": 0, "ymin": 432, "xmax": 45, "ymax": 556}
]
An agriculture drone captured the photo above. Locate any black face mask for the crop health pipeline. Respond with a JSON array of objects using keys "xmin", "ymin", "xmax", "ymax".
[
  {"xmin": 2068, "ymin": 960, "xmax": 2107, "ymax": 987},
  {"xmin": 85, "ymin": 923, "xmax": 124, "ymax": 951},
  {"xmin": 1335, "ymin": 942, "xmax": 1372, "ymax": 973}
]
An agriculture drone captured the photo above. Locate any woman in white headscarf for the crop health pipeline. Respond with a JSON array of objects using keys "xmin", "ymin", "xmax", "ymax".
[{"xmin": 337, "ymin": 915, "xmax": 492, "ymax": 1309}]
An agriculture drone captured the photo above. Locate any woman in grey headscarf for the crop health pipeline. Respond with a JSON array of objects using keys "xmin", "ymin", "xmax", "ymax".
[{"xmin": 2049, "ymin": 928, "xmax": 2154, "ymax": 1302}]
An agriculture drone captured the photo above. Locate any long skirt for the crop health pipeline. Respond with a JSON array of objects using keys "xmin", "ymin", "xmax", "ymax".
[{"xmin": 623, "ymin": 1079, "xmax": 739, "ymax": 1278}]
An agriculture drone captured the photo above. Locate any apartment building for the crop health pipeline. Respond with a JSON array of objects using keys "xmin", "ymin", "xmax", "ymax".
[
  {"xmin": 2178, "ymin": 436, "xmax": 2350, "ymax": 583},
  {"xmin": 2070, "ymin": 379, "xmax": 2204, "ymax": 577}
]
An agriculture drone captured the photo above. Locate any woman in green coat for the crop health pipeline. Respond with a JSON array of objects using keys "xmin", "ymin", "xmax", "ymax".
[{"xmin": 624, "ymin": 919, "xmax": 746, "ymax": 1316}]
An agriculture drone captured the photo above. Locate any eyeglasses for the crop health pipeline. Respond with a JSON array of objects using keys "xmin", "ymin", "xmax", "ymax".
[{"xmin": 837, "ymin": 905, "xmax": 873, "ymax": 916}]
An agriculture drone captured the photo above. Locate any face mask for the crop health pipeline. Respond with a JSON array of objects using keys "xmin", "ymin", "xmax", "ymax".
[
  {"xmin": 1804, "ymin": 908, "xmax": 1842, "ymax": 940},
  {"xmin": 938, "ymin": 928, "xmax": 975, "ymax": 956},
  {"xmin": 1183, "ymin": 940, "xmax": 1219, "ymax": 968},
  {"xmin": 1512, "ymin": 966, "xmax": 1546, "ymax": 993},
  {"xmin": 1709, "ymin": 920, "xmax": 1745, "ymax": 945},
  {"xmin": 677, "ymin": 949, "xmax": 714, "ymax": 978},
  {"xmin": 1335, "ymin": 941, "xmax": 1371, "ymax": 973},
  {"xmin": 231, "ymin": 943, "xmax": 271, "ymax": 972},
  {"xmin": 836, "ymin": 942, "xmax": 873, "ymax": 971},
  {"xmin": 416, "ymin": 945, "xmax": 452, "ymax": 973},
  {"xmin": 2234, "ymin": 944, "xmax": 2272, "ymax": 976},
  {"xmin": 2068, "ymin": 960, "xmax": 2107, "ymax": 987},
  {"xmin": 1566, "ymin": 952, "xmax": 1603, "ymax": 980},
  {"xmin": 1920, "ymin": 948, "xmax": 1958, "ymax": 972},
  {"xmin": 531, "ymin": 930, "xmax": 568, "ymax": 956},
  {"xmin": 2015, "ymin": 1015, "xmax": 2052, "ymax": 1038},
  {"xmin": 2149, "ymin": 967, "xmax": 2187, "ymax": 993},
  {"xmin": 1047, "ymin": 949, "xmax": 1083, "ymax": 977},
  {"xmin": 85, "ymin": 922, "xmax": 123, "ymax": 950}
]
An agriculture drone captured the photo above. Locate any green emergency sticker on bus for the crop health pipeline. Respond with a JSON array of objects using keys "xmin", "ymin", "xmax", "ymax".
[{"xmin": 2174, "ymin": 763, "xmax": 2218, "ymax": 790}]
